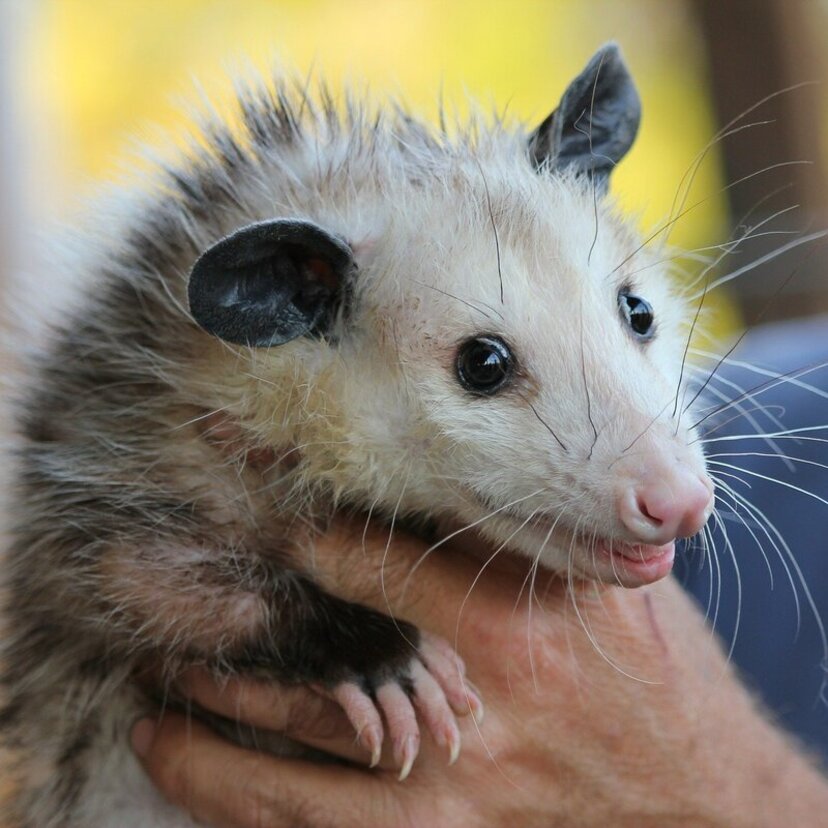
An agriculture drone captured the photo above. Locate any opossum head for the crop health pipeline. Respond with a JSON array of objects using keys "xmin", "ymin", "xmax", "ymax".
[{"xmin": 188, "ymin": 44, "xmax": 713, "ymax": 587}]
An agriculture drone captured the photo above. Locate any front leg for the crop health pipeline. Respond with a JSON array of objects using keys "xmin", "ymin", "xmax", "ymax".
[
  {"xmin": 96, "ymin": 544, "xmax": 475, "ymax": 777},
  {"xmin": 230, "ymin": 575, "xmax": 475, "ymax": 777}
]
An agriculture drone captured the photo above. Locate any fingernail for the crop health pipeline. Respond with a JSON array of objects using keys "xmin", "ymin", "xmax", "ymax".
[
  {"xmin": 467, "ymin": 690, "xmax": 485, "ymax": 726},
  {"xmin": 131, "ymin": 718, "xmax": 156, "ymax": 759}
]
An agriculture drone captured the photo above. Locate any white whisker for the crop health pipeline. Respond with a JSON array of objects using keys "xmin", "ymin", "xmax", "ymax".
[
  {"xmin": 692, "ymin": 350, "xmax": 828, "ymax": 402},
  {"xmin": 401, "ymin": 487, "xmax": 548, "ymax": 600},
  {"xmin": 687, "ymin": 230, "xmax": 828, "ymax": 300},
  {"xmin": 707, "ymin": 463, "xmax": 828, "ymax": 680}
]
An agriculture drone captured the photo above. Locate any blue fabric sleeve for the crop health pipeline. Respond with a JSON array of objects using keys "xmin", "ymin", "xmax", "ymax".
[{"xmin": 675, "ymin": 315, "xmax": 828, "ymax": 761}]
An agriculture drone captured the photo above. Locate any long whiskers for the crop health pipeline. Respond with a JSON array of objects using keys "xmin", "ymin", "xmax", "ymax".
[
  {"xmin": 474, "ymin": 157, "xmax": 504, "ymax": 304},
  {"xmin": 686, "ymin": 230, "xmax": 828, "ymax": 301},
  {"xmin": 414, "ymin": 279, "xmax": 505, "ymax": 323},
  {"xmin": 529, "ymin": 403, "xmax": 568, "ymax": 453},
  {"xmin": 510, "ymin": 507, "xmax": 569, "ymax": 696},
  {"xmin": 378, "ymin": 462, "xmax": 418, "ymax": 649},
  {"xmin": 664, "ymin": 80, "xmax": 818, "ymax": 249},
  {"xmin": 691, "ymin": 361, "xmax": 828, "ymax": 432},
  {"xmin": 400, "ymin": 487, "xmax": 548, "ymax": 599},
  {"xmin": 703, "ymin": 424, "xmax": 828, "ymax": 444},
  {"xmin": 564, "ymin": 522, "xmax": 662, "ymax": 685},
  {"xmin": 691, "ymin": 370, "xmax": 793, "ymax": 471},
  {"xmin": 708, "ymin": 502, "xmax": 743, "ymax": 667},
  {"xmin": 579, "ymin": 291, "xmax": 598, "ymax": 459},
  {"xmin": 692, "ymin": 350, "xmax": 828, "ymax": 402},
  {"xmin": 608, "ymin": 159, "xmax": 811, "ymax": 280},
  {"xmin": 671, "ymin": 203, "xmax": 797, "ymax": 421},
  {"xmin": 708, "ymin": 455, "xmax": 828, "ymax": 677}
]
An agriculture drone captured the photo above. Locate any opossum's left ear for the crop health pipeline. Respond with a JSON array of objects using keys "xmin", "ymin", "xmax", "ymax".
[
  {"xmin": 188, "ymin": 219, "xmax": 354, "ymax": 347},
  {"xmin": 528, "ymin": 43, "xmax": 640, "ymax": 189}
]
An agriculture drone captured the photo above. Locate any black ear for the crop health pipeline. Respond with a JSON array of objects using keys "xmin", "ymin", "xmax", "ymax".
[
  {"xmin": 188, "ymin": 219, "xmax": 354, "ymax": 347},
  {"xmin": 528, "ymin": 43, "xmax": 640, "ymax": 187}
]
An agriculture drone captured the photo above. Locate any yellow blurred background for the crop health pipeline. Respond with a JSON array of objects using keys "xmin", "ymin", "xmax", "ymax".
[
  {"xmin": 23, "ymin": 1, "xmax": 725, "ymax": 243},
  {"xmin": 10, "ymin": 0, "xmax": 828, "ymax": 333}
]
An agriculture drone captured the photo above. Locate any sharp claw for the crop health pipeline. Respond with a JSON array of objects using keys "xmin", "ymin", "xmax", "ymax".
[
  {"xmin": 397, "ymin": 734, "xmax": 419, "ymax": 781},
  {"xmin": 359, "ymin": 725, "xmax": 383, "ymax": 768},
  {"xmin": 447, "ymin": 724, "xmax": 461, "ymax": 766}
]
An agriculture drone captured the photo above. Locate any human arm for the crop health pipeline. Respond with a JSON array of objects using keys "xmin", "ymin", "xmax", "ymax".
[{"xmin": 131, "ymin": 517, "xmax": 828, "ymax": 827}]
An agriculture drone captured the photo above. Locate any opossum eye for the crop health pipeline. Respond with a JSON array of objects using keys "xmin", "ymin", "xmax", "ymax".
[
  {"xmin": 456, "ymin": 336, "xmax": 514, "ymax": 395},
  {"xmin": 618, "ymin": 291, "xmax": 655, "ymax": 340}
]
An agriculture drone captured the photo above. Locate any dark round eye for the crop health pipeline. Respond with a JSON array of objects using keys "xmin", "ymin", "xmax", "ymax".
[
  {"xmin": 618, "ymin": 291, "xmax": 655, "ymax": 340},
  {"xmin": 455, "ymin": 335, "xmax": 515, "ymax": 395}
]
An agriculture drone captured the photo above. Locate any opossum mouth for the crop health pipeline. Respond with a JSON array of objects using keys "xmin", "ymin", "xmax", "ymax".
[
  {"xmin": 466, "ymin": 492, "xmax": 676, "ymax": 586},
  {"xmin": 490, "ymin": 504, "xmax": 676, "ymax": 587},
  {"xmin": 529, "ymin": 515, "xmax": 676, "ymax": 586},
  {"xmin": 590, "ymin": 539, "xmax": 676, "ymax": 587}
]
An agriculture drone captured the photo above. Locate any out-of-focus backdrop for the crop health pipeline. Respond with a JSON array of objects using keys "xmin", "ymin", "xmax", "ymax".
[{"xmin": 2, "ymin": 0, "xmax": 828, "ymax": 334}]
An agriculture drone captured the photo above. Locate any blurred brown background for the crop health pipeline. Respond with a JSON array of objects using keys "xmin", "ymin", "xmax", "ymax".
[{"xmin": 692, "ymin": 0, "xmax": 828, "ymax": 322}]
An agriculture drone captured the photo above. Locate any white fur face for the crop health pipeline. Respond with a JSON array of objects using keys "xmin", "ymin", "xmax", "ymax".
[{"xmin": 252, "ymin": 146, "xmax": 713, "ymax": 588}]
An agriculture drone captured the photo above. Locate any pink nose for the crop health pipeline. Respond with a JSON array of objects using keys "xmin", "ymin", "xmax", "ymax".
[{"xmin": 618, "ymin": 471, "xmax": 713, "ymax": 545}]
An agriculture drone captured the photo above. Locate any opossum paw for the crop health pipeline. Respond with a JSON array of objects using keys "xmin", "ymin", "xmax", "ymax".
[{"xmin": 325, "ymin": 633, "xmax": 482, "ymax": 779}]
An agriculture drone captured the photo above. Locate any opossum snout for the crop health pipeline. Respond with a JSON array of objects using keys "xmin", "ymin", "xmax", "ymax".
[{"xmin": 616, "ymin": 465, "xmax": 714, "ymax": 546}]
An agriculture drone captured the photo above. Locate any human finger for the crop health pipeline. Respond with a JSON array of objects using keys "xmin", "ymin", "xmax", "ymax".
[
  {"xmin": 132, "ymin": 712, "xmax": 403, "ymax": 828},
  {"xmin": 180, "ymin": 667, "xmax": 477, "ymax": 772},
  {"xmin": 178, "ymin": 668, "xmax": 376, "ymax": 767}
]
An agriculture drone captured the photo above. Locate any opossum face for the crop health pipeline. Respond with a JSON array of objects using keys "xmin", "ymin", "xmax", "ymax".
[
  {"xmin": 358, "ymin": 181, "xmax": 714, "ymax": 588},
  {"xmin": 188, "ymin": 44, "xmax": 713, "ymax": 586}
]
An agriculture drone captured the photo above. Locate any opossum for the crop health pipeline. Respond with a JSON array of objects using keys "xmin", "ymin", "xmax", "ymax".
[{"xmin": 0, "ymin": 44, "xmax": 716, "ymax": 827}]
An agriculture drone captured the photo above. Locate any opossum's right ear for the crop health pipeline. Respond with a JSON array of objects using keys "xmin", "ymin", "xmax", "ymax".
[{"xmin": 188, "ymin": 219, "xmax": 354, "ymax": 347}]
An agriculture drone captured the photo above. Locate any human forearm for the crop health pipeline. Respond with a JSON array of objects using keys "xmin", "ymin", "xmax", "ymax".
[{"xmin": 132, "ymin": 521, "xmax": 828, "ymax": 827}]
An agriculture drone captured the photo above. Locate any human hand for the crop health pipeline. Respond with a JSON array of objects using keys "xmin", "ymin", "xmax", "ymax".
[{"xmin": 132, "ymin": 519, "xmax": 828, "ymax": 827}]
